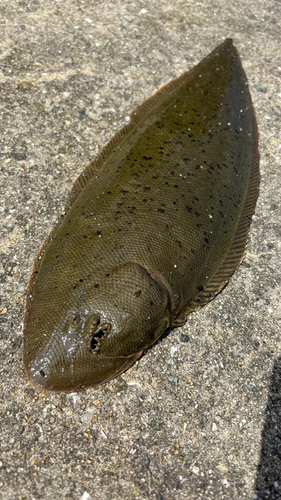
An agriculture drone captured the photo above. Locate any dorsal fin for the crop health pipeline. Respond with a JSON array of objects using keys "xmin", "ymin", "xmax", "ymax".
[{"xmin": 65, "ymin": 39, "xmax": 235, "ymax": 211}]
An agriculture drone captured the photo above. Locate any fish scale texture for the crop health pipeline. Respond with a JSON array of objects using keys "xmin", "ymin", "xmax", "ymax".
[{"xmin": 24, "ymin": 39, "xmax": 259, "ymax": 392}]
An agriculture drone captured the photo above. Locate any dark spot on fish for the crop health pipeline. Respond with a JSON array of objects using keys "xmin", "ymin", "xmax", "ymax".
[
  {"xmin": 198, "ymin": 285, "xmax": 204, "ymax": 291},
  {"xmin": 39, "ymin": 370, "xmax": 45, "ymax": 377}
]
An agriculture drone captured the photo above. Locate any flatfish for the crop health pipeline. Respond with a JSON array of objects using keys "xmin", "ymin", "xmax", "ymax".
[{"xmin": 24, "ymin": 39, "xmax": 259, "ymax": 391}]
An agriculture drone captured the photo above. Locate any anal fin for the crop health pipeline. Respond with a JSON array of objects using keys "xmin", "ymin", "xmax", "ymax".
[{"xmin": 173, "ymin": 114, "xmax": 260, "ymax": 327}]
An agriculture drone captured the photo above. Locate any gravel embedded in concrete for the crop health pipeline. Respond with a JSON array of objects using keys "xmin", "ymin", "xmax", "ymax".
[{"xmin": 0, "ymin": 1, "xmax": 280, "ymax": 498}]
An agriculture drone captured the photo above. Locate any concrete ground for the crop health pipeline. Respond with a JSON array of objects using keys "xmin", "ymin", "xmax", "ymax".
[{"xmin": 0, "ymin": 0, "xmax": 280, "ymax": 499}]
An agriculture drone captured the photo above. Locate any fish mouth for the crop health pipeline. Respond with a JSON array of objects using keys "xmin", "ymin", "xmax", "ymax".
[
  {"xmin": 27, "ymin": 368, "xmax": 51, "ymax": 391},
  {"xmin": 25, "ymin": 351, "xmax": 143, "ymax": 392},
  {"xmin": 26, "ymin": 369, "xmax": 87, "ymax": 392}
]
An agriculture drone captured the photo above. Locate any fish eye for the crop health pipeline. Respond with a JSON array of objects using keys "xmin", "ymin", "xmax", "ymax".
[
  {"xmin": 90, "ymin": 324, "xmax": 111, "ymax": 352},
  {"xmin": 90, "ymin": 316, "xmax": 101, "ymax": 328},
  {"xmin": 71, "ymin": 315, "xmax": 80, "ymax": 327}
]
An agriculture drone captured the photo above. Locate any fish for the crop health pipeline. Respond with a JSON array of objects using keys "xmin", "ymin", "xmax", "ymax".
[{"xmin": 23, "ymin": 39, "xmax": 259, "ymax": 392}]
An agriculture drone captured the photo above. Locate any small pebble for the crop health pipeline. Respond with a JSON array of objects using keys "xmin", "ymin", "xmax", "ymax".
[{"xmin": 181, "ymin": 333, "xmax": 190, "ymax": 343}]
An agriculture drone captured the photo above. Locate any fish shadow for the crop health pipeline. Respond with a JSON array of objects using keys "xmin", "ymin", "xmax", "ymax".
[
  {"xmin": 254, "ymin": 356, "xmax": 281, "ymax": 499},
  {"xmin": 145, "ymin": 326, "xmax": 177, "ymax": 354}
]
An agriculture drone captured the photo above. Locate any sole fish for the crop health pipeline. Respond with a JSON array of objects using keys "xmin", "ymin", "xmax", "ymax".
[{"xmin": 24, "ymin": 39, "xmax": 259, "ymax": 392}]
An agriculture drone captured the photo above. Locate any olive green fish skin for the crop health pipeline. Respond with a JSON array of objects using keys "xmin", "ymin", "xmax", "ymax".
[{"xmin": 24, "ymin": 39, "xmax": 259, "ymax": 392}]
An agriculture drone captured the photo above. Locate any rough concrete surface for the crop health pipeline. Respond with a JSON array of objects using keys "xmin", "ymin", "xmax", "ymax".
[{"xmin": 0, "ymin": 0, "xmax": 280, "ymax": 499}]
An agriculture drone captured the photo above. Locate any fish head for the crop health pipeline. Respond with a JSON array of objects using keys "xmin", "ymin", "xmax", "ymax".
[{"xmin": 24, "ymin": 263, "xmax": 171, "ymax": 391}]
